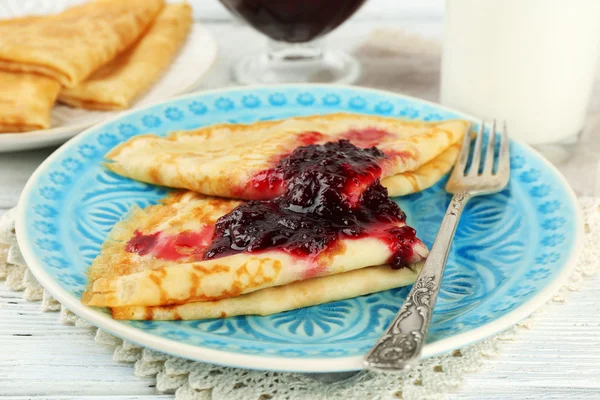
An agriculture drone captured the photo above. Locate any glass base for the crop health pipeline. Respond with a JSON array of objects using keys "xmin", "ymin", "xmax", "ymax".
[
  {"xmin": 533, "ymin": 130, "xmax": 582, "ymax": 166},
  {"xmin": 232, "ymin": 39, "xmax": 360, "ymax": 85}
]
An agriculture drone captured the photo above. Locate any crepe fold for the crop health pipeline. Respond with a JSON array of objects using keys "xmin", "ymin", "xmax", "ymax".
[
  {"xmin": 58, "ymin": 3, "xmax": 192, "ymax": 110},
  {"xmin": 105, "ymin": 113, "xmax": 469, "ymax": 200},
  {"xmin": 82, "ymin": 191, "xmax": 427, "ymax": 314},
  {"xmin": 0, "ymin": 0, "xmax": 165, "ymax": 88},
  {"xmin": 382, "ymin": 143, "xmax": 461, "ymax": 196},
  {"xmin": 111, "ymin": 264, "xmax": 419, "ymax": 320},
  {"xmin": 0, "ymin": 70, "xmax": 60, "ymax": 133}
]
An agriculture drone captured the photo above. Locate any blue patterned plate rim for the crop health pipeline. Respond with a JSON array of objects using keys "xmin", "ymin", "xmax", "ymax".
[{"xmin": 16, "ymin": 84, "xmax": 584, "ymax": 373}]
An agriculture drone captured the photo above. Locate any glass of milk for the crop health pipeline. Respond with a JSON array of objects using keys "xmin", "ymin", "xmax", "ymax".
[{"xmin": 440, "ymin": 0, "xmax": 600, "ymax": 146}]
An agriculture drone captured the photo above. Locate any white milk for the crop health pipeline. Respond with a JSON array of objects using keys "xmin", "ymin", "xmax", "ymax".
[{"xmin": 440, "ymin": 0, "xmax": 600, "ymax": 144}]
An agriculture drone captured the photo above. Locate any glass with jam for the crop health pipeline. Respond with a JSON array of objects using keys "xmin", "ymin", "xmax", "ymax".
[{"xmin": 218, "ymin": 0, "xmax": 367, "ymax": 84}]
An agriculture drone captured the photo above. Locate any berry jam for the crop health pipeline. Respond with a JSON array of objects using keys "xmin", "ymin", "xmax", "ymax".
[
  {"xmin": 126, "ymin": 231, "xmax": 159, "ymax": 256},
  {"xmin": 125, "ymin": 227, "xmax": 214, "ymax": 261},
  {"xmin": 341, "ymin": 128, "xmax": 395, "ymax": 148},
  {"xmin": 205, "ymin": 140, "xmax": 420, "ymax": 269},
  {"xmin": 279, "ymin": 139, "xmax": 386, "ymax": 210},
  {"xmin": 246, "ymin": 131, "xmax": 328, "ymax": 198}
]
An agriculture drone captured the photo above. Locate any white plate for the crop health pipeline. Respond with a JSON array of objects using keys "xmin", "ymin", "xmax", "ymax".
[{"xmin": 0, "ymin": 4, "xmax": 217, "ymax": 153}]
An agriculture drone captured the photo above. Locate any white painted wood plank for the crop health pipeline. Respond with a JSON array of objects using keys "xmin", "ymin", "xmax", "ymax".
[
  {"xmin": 0, "ymin": 146, "xmax": 58, "ymax": 209},
  {"xmin": 0, "ymin": 285, "xmax": 164, "ymax": 398},
  {"xmin": 448, "ymin": 274, "xmax": 600, "ymax": 398},
  {"xmin": 8, "ymin": 397, "xmax": 172, "ymax": 400},
  {"xmin": 449, "ymin": 391, "xmax": 600, "ymax": 400}
]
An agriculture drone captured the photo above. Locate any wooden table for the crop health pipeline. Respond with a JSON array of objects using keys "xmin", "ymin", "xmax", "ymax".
[{"xmin": 2, "ymin": 17, "xmax": 600, "ymax": 400}]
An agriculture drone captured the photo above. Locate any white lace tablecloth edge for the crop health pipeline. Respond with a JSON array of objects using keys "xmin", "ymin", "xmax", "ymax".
[{"xmin": 1, "ymin": 197, "xmax": 599, "ymax": 400}]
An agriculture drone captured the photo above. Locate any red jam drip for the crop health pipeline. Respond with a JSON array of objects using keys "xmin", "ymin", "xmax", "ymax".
[
  {"xmin": 341, "ymin": 128, "xmax": 395, "ymax": 148},
  {"xmin": 384, "ymin": 226, "xmax": 420, "ymax": 269},
  {"xmin": 126, "ymin": 230, "xmax": 159, "ymax": 256},
  {"xmin": 125, "ymin": 226, "xmax": 215, "ymax": 261},
  {"xmin": 248, "ymin": 169, "xmax": 285, "ymax": 199},
  {"xmin": 297, "ymin": 131, "xmax": 325, "ymax": 145},
  {"xmin": 205, "ymin": 139, "xmax": 420, "ymax": 269}
]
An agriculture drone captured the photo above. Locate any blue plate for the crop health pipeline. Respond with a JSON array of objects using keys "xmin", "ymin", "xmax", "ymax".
[{"xmin": 17, "ymin": 85, "xmax": 583, "ymax": 372}]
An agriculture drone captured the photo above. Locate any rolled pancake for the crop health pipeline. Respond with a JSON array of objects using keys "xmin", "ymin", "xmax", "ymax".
[
  {"xmin": 58, "ymin": 3, "xmax": 192, "ymax": 110},
  {"xmin": 0, "ymin": 16, "xmax": 44, "ymax": 28},
  {"xmin": 383, "ymin": 143, "xmax": 460, "ymax": 196},
  {"xmin": 0, "ymin": 70, "xmax": 60, "ymax": 133},
  {"xmin": 105, "ymin": 113, "xmax": 469, "ymax": 200},
  {"xmin": 0, "ymin": 0, "xmax": 165, "ymax": 87},
  {"xmin": 82, "ymin": 191, "xmax": 427, "ymax": 308},
  {"xmin": 111, "ymin": 264, "xmax": 420, "ymax": 320}
]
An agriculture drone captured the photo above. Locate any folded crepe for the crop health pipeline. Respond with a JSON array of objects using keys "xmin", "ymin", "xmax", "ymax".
[
  {"xmin": 0, "ymin": 70, "xmax": 60, "ymax": 133},
  {"xmin": 105, "ymin": 113, "xmax": 469, "ymax": 200},
  {"xmin": 58, "ymin": 3, "xmax": 192, "ymax": 110},
  {"xmin": 82, "ymin": 191, "xmax": 427, "ymax": 311},
  {"xmin": 382, "ymin": 142, "xmax": 460, "ymax": 196},
  {"xmin": 112, "ymin": 264, "xmax": 418, "ymax": 320},
  {"xmin": 0, "ymin": 0, "xmax": 165, "ymax": 87},
  {"xmin": 0, "ymin": 16, "xmax": 43, "ymax": 29}
]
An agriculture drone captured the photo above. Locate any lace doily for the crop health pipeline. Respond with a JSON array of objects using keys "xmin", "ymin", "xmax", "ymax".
[{"xmin": 1, "ymin": 198, "xmax": 598, "ymax": 400}]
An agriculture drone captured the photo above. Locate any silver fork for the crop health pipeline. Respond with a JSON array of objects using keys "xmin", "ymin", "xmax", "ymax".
[{"xmin": 363, "ymin": 120, "xmax": 510, "ymax": 372}]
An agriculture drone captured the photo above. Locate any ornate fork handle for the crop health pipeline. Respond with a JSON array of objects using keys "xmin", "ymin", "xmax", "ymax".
[{"xmin": 364, "ymin": 192, "xmax": 471, "ymax": 372}]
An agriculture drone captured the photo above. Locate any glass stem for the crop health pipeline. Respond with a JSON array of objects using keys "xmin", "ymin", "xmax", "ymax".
[
  {"xmin": 267, "ymin": 38, "xmax": 325, "ymax": 62},
  {"xmin": 232, "ymin": 37, "xmax": 360, "ymax": 84}
]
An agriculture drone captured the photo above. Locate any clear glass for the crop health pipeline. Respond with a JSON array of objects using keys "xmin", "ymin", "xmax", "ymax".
[{"xmin": 233, "ymin": 38, "xmax": 361, "ymax": 85}]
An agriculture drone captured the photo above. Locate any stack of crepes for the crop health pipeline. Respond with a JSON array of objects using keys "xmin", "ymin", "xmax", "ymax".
[
  {"xmin": 83, "ymin": 113, "xmax": 470, "ymax": 321},
  {"xmin": 0, "ymin": 0, "xmax": 192, "ymax": 133}
]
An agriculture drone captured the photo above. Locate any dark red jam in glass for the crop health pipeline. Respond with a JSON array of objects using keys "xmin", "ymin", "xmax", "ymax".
[{"xmin": 217, "ymin": 0, "xmax": 368, "ymax": 43}]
